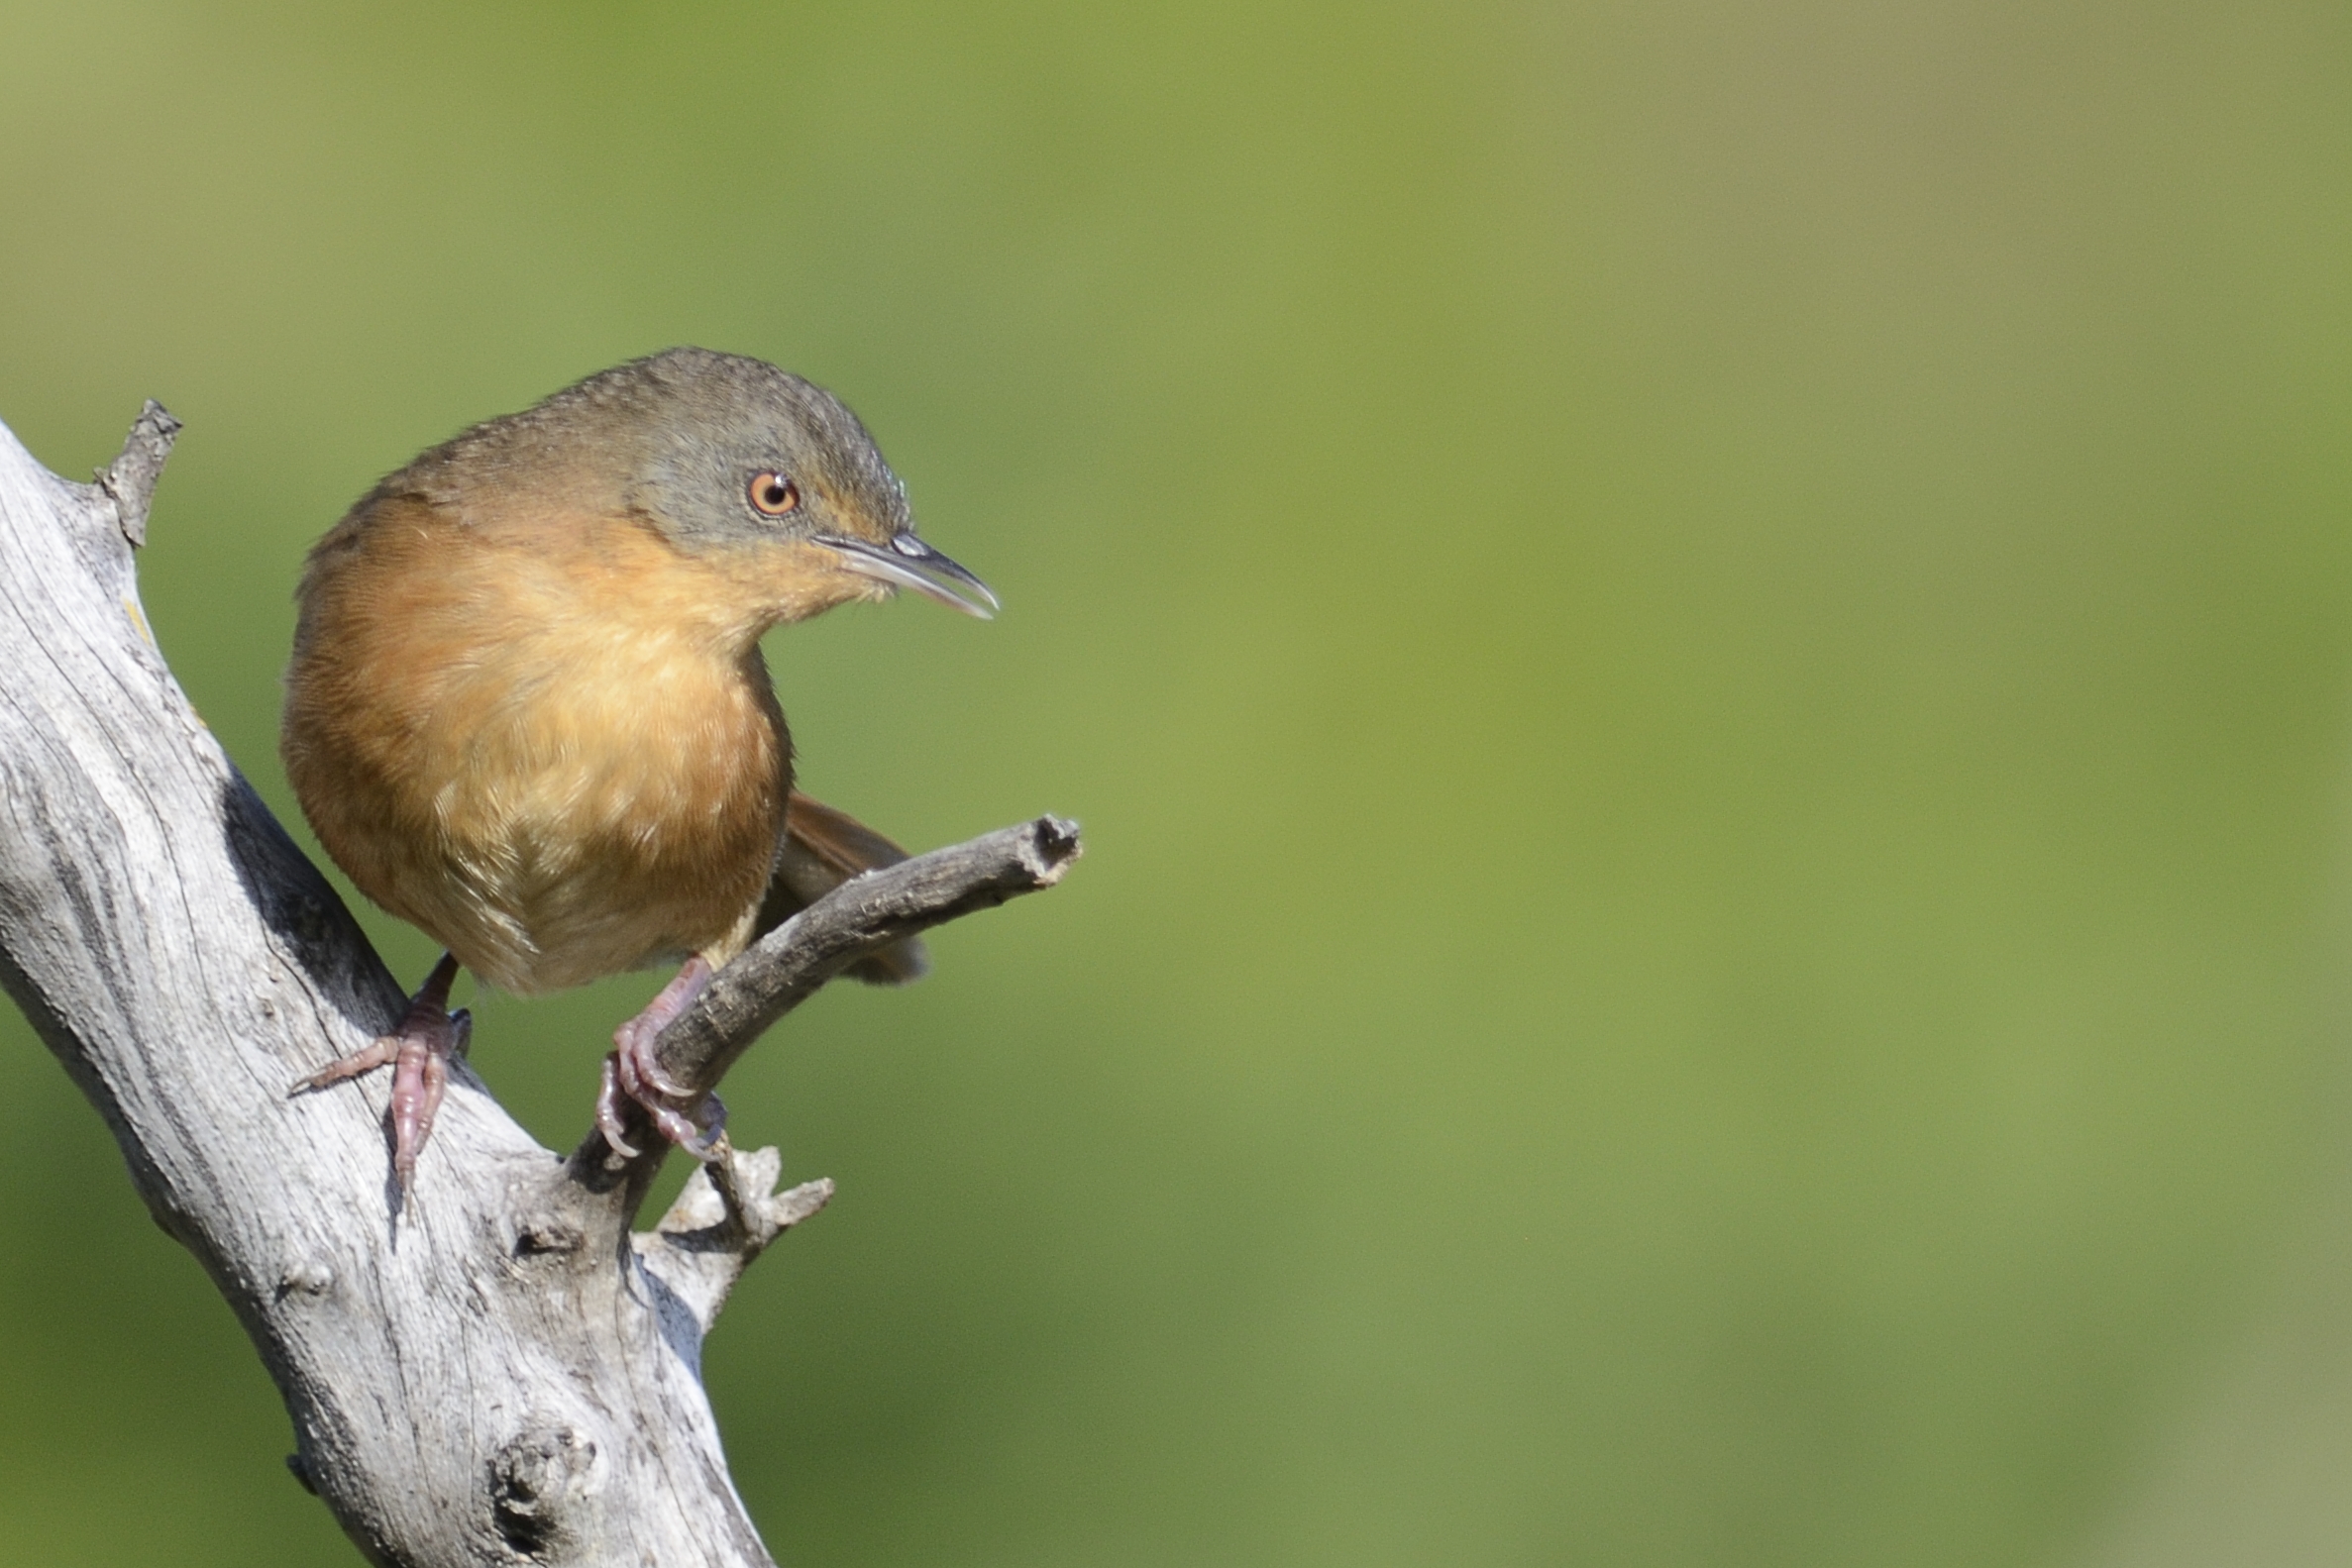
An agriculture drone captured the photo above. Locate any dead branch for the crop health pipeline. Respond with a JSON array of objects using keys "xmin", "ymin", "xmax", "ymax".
[{"xmin": 0, "ymin": 403, "xmax": 1075, "ymax": 1567}]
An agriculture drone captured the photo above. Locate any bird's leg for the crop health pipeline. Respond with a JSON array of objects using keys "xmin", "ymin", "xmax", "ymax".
[
  {"xmin": 596, "ymin": 956, "xmax": 727, "ymax": 1161},
  {"xmin": 291, "ymin": 952, "xmax": 472, "ymax": 1190}
]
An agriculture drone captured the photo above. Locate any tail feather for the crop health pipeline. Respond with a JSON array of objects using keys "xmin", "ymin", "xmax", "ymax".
[{"xmin": 755, "ymin": 791, "xmax": 930, "ymax": 985}]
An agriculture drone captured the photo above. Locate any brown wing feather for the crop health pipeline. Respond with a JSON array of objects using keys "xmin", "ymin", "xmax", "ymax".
[{"xmin": 753, "ymin": 791, "xmax": 930, "ymax": 985}]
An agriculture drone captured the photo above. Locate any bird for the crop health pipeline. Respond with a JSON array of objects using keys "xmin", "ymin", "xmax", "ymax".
[{"xmin": 279, "ymin": 348, "xmax": 995, "ymax": 1187}]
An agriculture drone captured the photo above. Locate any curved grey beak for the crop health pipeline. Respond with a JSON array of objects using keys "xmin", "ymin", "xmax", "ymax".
[{"xmin": 818, "ymin": 531, "xmax": 1000, "ymax": 619}]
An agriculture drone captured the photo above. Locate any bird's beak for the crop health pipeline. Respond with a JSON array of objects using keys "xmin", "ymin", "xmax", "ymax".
[{"xmin": 817, "ymin": 531, "xmax": 1000, "ymax": 619}]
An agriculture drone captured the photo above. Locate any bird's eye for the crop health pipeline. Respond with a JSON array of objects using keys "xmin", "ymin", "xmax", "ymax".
[{"xmin": 748, "ymin": 471, "xmax": 800, "ymax": 516}]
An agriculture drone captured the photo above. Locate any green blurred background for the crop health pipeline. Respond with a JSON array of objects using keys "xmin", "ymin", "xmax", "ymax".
[{"xmin": 3, "ymin": 1, "xmax": 2350, "ymax": 1563}]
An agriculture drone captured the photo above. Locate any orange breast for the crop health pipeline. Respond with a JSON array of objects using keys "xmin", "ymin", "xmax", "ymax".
[{"xmin": 282, "ymin": 497, "xmax": 791, "ymax": 994}]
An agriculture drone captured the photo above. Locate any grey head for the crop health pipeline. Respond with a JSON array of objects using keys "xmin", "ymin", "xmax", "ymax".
[{"xmin": 422, "ymin": 347, "xmax": 996, "ymax": 617}]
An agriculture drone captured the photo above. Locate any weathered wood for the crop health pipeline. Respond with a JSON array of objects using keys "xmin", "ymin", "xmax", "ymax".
[{"xmin": 0, "ymin": 405, "xmax": 1076, "ymax": 1566}]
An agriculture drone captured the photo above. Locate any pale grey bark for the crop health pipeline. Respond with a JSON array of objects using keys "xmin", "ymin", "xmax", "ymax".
[{"xmin": 0, "ymin": 405, "xmax": 1079, "ymax": 1566}]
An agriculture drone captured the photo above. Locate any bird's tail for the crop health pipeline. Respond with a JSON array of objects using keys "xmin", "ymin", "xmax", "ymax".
[{"xmin": 755, "ymin": 790, "xmax": 931, "ymax": 985}]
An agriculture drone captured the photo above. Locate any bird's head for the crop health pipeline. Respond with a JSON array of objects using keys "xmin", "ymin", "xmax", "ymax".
[{"xmin": 521, "ymin": 347, "xmax": 998, "ymax": 624}]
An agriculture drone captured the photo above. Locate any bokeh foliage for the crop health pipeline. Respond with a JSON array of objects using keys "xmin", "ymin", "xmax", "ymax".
[{"xmin": 2, "ymin": 1, "xmax": 2350, "ymax": 1563}]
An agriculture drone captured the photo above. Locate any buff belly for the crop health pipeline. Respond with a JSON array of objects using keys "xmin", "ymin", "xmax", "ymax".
[{"xmin": 282, "ymin": 505, "xmax": 791, "ymax": 996}]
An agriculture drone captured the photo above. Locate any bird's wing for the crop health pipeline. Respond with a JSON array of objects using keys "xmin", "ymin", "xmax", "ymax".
[{"xmin": 753, "ymin": 790, "xmax": 930, "ymax": 985}]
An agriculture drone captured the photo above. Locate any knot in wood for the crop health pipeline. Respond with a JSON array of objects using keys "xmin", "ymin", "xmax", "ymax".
[
  {"xmin": 513, "ymin": 1218, "xmax": 586, "ymax": 1258},
  {"xmin": 276, "ymin": 1261, "xmax": 335, "ymax": 1299},
  {"xmin": 488, "ymin": 1424, "xmax": 598, "ymax": 1560}
]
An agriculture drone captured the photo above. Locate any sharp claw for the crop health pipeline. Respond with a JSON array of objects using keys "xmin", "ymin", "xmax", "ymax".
[
  {"xmin": 612, "ymin": 1034, "xmax": 647, "ymax": 1099},
  {"xmin": 596, "ymin": 1056, "xmax": 642, "ymax": 1159},
  {"xmin": 613, "ymin": 1027, "xmax": 689, "ymax": 1100},
  {"xmin": 648, "ymin": 1100, "xmax": 705, "ymax": 1149},
  {"xmin": 681, "ymin": 1094, "xmax": 728, "ymax": 1161},
  {"xmin": 633, "ymin": 1050, "xmax": 693, "ymax": 1101},
  {"xmin": 598, "ymin": 960, "xmax": 729, "ymax": 1162},
  {"xmin": 612, "ymin": 957, "xmax": 713, "ymax": 1098},
  {"xmin": 604, "ymin": 1022, "xmax": 726, "ymax": 1159}
]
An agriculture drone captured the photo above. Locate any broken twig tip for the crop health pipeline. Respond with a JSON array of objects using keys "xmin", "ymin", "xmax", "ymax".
[
  {"xmin": 773, "ymin": 1177, "xmax": 834, "ymax": 1229},
  {"xmin": 94, "ymin": 398, "xmax": 182, "ymax": 549},
  {"xmin": 1025, "ymin": 815, "xmax": 1083, "ymax": 883}
]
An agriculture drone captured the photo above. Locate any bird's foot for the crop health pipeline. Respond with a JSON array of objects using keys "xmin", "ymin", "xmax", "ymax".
[
  {"xmin": 596, "ymin": 956, "xmax": 727, "ymax": 1161},
  {"xmin": 291, "ymin": 953, "xmax": 471, "ymax": 1191}
]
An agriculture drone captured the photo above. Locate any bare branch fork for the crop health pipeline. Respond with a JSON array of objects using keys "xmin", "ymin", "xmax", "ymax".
[{"xmin": 0, "ymin": 403, "xmax": 1079, "ymax": 1567}]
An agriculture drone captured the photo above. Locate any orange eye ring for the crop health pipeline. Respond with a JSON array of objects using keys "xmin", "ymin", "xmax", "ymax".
[{"xmin": 748, "ymin": 471, "xmax": 800, "ymax": 516}]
